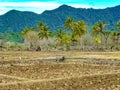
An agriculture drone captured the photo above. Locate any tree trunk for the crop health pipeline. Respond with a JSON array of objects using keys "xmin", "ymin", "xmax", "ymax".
[
  {"xmin": 80, "ymin": 37, "xmax": 84, "ymax": 50},
  {"xmin": 105, "ymin": 38, "xmax": 108, "ymax": 49},
  {"xmin": 101, "ymin": 33, "xmax": 103, "ymax": 48}
]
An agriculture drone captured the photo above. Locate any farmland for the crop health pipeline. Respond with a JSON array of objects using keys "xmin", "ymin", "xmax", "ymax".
[{"xmin": 0, "ymin": 51, "xmax": 120, "ymax": 90}]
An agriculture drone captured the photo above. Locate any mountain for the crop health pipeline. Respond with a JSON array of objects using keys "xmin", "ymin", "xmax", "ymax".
[
  {"xmin": 0, "ymin": 10, "xmax": 40, "ymax": 32},
  {"xmin": 0, "ymin": 4, "xmax": 120, "ymax": 33}
]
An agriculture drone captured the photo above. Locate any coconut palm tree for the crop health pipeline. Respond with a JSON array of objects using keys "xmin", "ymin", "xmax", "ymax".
[
  {"xmin": 64, "ymin": 17, "xmax": 78, "ymax": 46},
  {"xmin": 73, "ymin": 20, "xmax": 87, "ymax": 37},
  {"xmin": 116, "ymin": 20, "xmax": 120, "ymax": 48},
  {"xmin": 38, "ymin": 22, "xmax": 51, "ymax": 40},
  {"xmin": 103, "ymin": 30, "xmax": 111, "ymax": 48},
  {"xmin": 117, "ymin": 20, "xmax": 120, "ymax": 30},
  {"xmin": 70, "ymin": 31, "xmax": 79, "ymax": 46},
  {"xmin": 72, "ymin": 20, "xmax": 87, "ymax": 49},
  {"xmin": 58, "ymin": 32, "xmax": 71, "ymax": 50},
  {"xmin": 55, "ymin": 28, "xmax": 65, "ymax": 40},
  {"xmin": 21, "ymin": 27, "xmax": 29, "ymax": 39},
  {"xmin": 92, "ymin": 20, "xmax": 107, "ymax": 47},
  {"xmin": 64, "ymin": 17, "xmax": 74, "ymax": 30},
  {"xmin": 111, "ymin": 31, "xmax": 120, "ymax": 49},
  {"xmin": 94, "ymin": 37, "xmax": 101, "ymax": 49},
  {"xmin": 21, "ymin": 27, "xmax": 35, "ymax": 42}
]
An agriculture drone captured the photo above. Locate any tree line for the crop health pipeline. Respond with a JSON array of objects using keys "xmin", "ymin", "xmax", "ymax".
[
  {"xmin": 1, "ymin": 17, "xmax": 120, "ymax": 51},
  {"xmin": 19, "ymin": 17, "xmax": 120, "ymax": 51}
]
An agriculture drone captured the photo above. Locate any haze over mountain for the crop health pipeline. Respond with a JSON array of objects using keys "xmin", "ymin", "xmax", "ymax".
[{"xmin": 0, "ymin": 4, "xmax": 120, "ymax": 33}]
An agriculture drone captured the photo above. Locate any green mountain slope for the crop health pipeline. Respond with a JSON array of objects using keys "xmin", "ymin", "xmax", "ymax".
[{"xmin": 0, "ymin": 4, "xmax": 120, "ymax": 33}]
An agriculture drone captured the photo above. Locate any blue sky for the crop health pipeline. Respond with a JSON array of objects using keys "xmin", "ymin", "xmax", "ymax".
[{"xmin": 0, "ymin": 0, "xmax": 120, "ymax": 15}]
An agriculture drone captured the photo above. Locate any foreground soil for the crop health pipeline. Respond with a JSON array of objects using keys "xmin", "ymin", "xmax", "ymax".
[{"xmin": 0, "ymin": 51, "xmax": 120, "ymax": 90}]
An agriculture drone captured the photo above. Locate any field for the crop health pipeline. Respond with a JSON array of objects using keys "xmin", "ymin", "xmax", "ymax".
[{"xmin": 0, "ymin": 51, "xmax": 120, "ymax": 90}]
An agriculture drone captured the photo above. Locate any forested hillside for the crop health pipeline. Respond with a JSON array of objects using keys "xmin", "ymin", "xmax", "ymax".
[{"xmin": 0, "ymin": 4, "xmax": 120, "ymax": 33}]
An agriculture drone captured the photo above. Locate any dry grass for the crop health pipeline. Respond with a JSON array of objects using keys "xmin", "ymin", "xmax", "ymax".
[{"xmin": 0, "ymin": 51, "xmax": 120, "ymax": 61}]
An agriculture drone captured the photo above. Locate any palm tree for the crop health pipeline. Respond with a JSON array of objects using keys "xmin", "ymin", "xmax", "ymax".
[
  {"xmin": 72, "ymin": 20, "xmax": 87, "ymax": 49},
  {"xmin": 55, "ymin": 28, "xmax": 71, "ymax": 50},
  {"xmin": 111, "ymin": 31, "xmax": 119, "ymax": 48},
  {"xmin": 64, "ymin": 17, "xmax": 74, "ymax": 30},
  {"xmin": 73, "ymin": 20, "xmax": 87, "ymax": 37},
  {"xmin": 21, "ymin": 27, "xmax": 35, "ymax": 42},
  {"xmin": 70, "ymin": 31, "xmax": 79, "ymax": 46},
  {"xmin": 21, "ymin": 27, "xmax": 29, "ymax": 39},
  {"xmin": 94, "ymin": 37, "xmax": 101, "ymax": 49},
  {"xmin": 116, "ymin": 20, "xmax": 120, "ymax": 48},
  {"xmin": 38, "ymin": 22, "xmax": 51, "ymax": 40},
  {"xmin": 92, "ymin": 25, "xmax": 101, "ymax": 36},
  {"xmin": 58, "ymin": 33, "xmax": 71, "ymax": 50},
  {"xmin": 92, "ymin": 20, "xmax": 107, "ymax": 47},
  {"xmin": 55, "ymin": 28, "xmax": 65, "ymax": 40},
  {"xmin": 64, "ymin": 17, "xmax": 77, "ymax": 45},
  {"xmin": 103, "ymin": 30, "xmax": 111, "ymax": 48},
  {"xmin": 117, "ymin": 20, "xmax": 120, "ymax": 30},
  {"xmin": 37, "ymin": 22, "xmax": 45, "ymax": 30}
]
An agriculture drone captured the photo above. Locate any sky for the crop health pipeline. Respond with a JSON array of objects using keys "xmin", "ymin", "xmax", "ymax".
[{"xmin": 0, "ymin": 0, "xmax": 120, "ymax": 15}]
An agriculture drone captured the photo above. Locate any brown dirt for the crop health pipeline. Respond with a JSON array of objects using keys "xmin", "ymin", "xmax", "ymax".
[{"xmin": 0, "ymin": 51, "xmax": 120, "ymax": 90}]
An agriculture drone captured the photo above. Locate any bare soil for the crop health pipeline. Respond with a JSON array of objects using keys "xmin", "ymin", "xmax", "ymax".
[{"xmin": 0, "ymin": 51, "xmax": 120, "ymax": 90}]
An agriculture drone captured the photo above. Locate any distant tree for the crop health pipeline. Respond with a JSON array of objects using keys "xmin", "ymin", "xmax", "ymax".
[
  {"xmin": 64, "ymin": 17, "xmax": 74, "ymax": 30},
  {"xmin": 92, "ymin": 20, "xmax": 107, "ymax": 47},
  {"xmin": 38, "ymin": 22, "xmax": 51, "ymax": 40},
  {"xmin": 21, "ymin": 27, "xmax": 39, "ymax": 50},
  {"xmin": 117, "ymin": 20, "xmax": 120, "ymax": 30},
  {"xmin": 94, "ymin": 37, "xmax": 101, "ymax": 49},
  {"xmin": 54, "ymin": 28, "xmax": 71, "ymax": 50},
  {"xmin": 58, "ymin": 33, "xmax": 71, "ymax": 50},
  {"xmin": 81, "ymin": 34, "xmax": 94, "ymax": 48},
  {"xmin": 55, "ymin": 28, "xmax": 65, "ymax": 40},
  {"xmin": 70, "ymin": 31, "xmax": 79, "ymax": 46},
  {"xmin": 64, "ymin": 17, "xmax": 77, "ymax": 46},
  {"xmin": 21, "ymin": 27, "xmax": 30, "ymax": 39},
  {"xmin": 111, "ymin": 31, "xmax": 120, "ymax": 48},
  {"xmin": 73, "ymin": 20, "xmax": 87, "ymax": 38},
  {"xmin": 72, "ymin": 20, "xmax": 87, "ymax": 49},
  {"xmin": 103, "ymin": 30, "xmax": 111, "ymax": 48},
  {"xmin": 117, "ymin": 20, "xmax": 120, "ymax": 46}
]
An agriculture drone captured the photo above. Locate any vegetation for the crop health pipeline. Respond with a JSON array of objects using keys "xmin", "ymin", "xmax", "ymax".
[
  {"xmin": 1, "ymin": 17, "xmax": 120, "ymax": 51},
  {"xmin": 0, "ymin": 32, "xmax": 23, "ymax": 43}
]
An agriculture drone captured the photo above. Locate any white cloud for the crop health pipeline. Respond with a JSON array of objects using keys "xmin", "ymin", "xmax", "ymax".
[
  {"xmin": 0, "ymin": 2, "xmax": 61, "ymax": 15},
  {"xmin": 0, "ymin": 6, "xmax": 10, "ymax": 15},
  {"xmin": 0, "ymin": 2, "xmax": 103, "ymax": 15},
  {"xmin": 0, "ymin": 2, "xmax": 60, "ymax": 7},
  {"xmin": 70, "ymin": 4, "xmax": 103, "ymax": 9}
]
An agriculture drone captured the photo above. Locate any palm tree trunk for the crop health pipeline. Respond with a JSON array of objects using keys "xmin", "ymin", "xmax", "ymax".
[
  {"xmin": 101, "ymin": 33, "xmax": 103, "ymax": 48},
  {"xmin": 105, "ymin": 38, "xmax": 108, "ymax": 49},
  {"xmin": 80, "ymin": 37, "xmax": 83, "ymax": 50}
]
